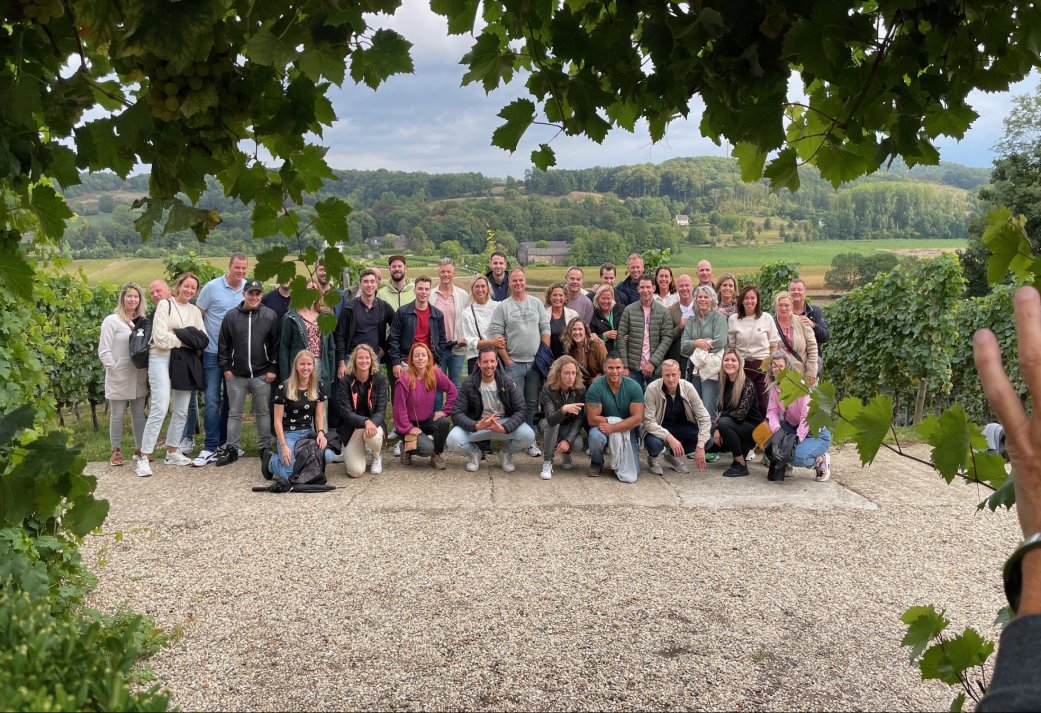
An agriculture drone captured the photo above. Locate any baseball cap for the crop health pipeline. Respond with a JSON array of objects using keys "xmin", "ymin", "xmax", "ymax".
[
  {"xmin": 243, "ymin": 278, "xmax": 263, "ymax": 293},
  {"xmin": 388, "ymin": 255, "xmax": 407, "ymax": 266}
]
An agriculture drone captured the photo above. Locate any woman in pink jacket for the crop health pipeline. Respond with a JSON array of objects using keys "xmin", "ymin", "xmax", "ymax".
[
  {"xmin": 765, "ymin": 351, "xmax": 831, "ymax": 481},
  {"xmin": 393, "ymin": 341, "xmax": 457, "ymax": 470}
]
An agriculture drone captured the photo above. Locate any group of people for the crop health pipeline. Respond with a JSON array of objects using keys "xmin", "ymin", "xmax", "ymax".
[{"xmin": 98, "ymin": 251, "xmax": 834, "ymax": 483}]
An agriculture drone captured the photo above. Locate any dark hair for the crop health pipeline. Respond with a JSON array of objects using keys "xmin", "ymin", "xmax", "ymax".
[
  {"xmin": 737, "ymin": 284, "xmax": 763, "ymax": 319},
  {"xmin": 654, "ymin": 266, "xmax": 676, "ymax": 294},
  {"xmin": 605, "ymin": 351, "xmax": 624, "ymax": 364},
  {"xmin": 491, "ymin": 250, "xmax": 508, "ymax": 262},
  {"xmin": 414, "ymin": 275, "xmax": 433, "ymax": 288},
  {"xmin": 359, "ymin": 268, "xmax": 379, "ymax": 281},
  {"xmin": 600, "ymin": 262, "xmax": 616, "ymax": 277},
  {"xmin": 477, "ymin": 345, "xmax": 498, "ymax": 358},
  {"xmin": 637, "ymin": 273, "xmax": 655, "ymax": 288}
]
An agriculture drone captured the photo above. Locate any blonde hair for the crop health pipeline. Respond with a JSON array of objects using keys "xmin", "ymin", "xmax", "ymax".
[
  {"xmin": 172, "ymin": 272, "xmax": 199, "ymax": 298},
  {"xmin": 543, "ymin": 282, "xmax": 567, "ymax": 307},
  {"xmin": 718, "ymin": 348, "xmax": 748, "ymax": 411},
  {"xmin": 345, "ymin": 344, "xmax": 379, "ymax": 380},
  {"xmin": 593, "ymin": 283, "xmax": 615, "ymax": 312},
  {"xmin": 287, "ymin": 350, "xmax": 320, "ymax": 401},
  {"xmin": 115, "ymin": 282, "xmax": 146, "ymax": 322},
  {"xmin": 773, "ymin": 290, "xmax": 793, "ymax": 310},
  {"xmin": 546, "ymin": 355, "xmax": 585, "ymax": 391}
]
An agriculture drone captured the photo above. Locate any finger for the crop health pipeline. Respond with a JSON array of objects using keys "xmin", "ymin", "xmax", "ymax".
[
  {"xmin": 1014, "ymin": 287, "xmax": 1041, "ymax": 400},
  {"xmin": 974, "ymin": 328, "xmax": 1028, "ymax": 439}
]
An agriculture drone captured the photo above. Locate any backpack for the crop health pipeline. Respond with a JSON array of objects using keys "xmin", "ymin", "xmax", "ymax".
[
  {"xmin": 129, "ymin": 316, "xmax": 151, "ymax": 369},
  {"xmin": 252, "ymin": 434, "xmax": 335, "ymax": 493}
]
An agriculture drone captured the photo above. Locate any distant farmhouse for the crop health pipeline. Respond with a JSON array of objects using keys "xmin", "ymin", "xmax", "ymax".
[
  {"xmin": 674, "ymin": 214, "xmax": 690, "ymax": 226},
  {"xmin": 517, "ymin": 241, "xmax": 571, "ymax": 266}
]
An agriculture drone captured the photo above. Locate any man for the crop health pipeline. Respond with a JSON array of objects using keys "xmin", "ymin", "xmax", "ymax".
[
  {"xmin": 316, "ymin": 259, "xmax": 350, "ymax": 317},
  {"xmin": 667, "ymin": 274, "xmax": 696, "ymax": 367},
  {"xmin": 488, "ymin": 267, "xmax": 551, "ymax": 448},
  {"xmin": 445, "ymin": 347, "xmax": 536, "ymax": 472},
  {"xmin": 486, "ymin": 251, "xmax": 510, "ymax": 302},
  {"xmin": 193, "ymin": 253, "xmax": 249, "ymax": 467},
  {"xmin": 586, "ymin": 262, "xmax": 617, "ymax": 301},
  {"xmin": 614, "ymin": 253, "xmax": 644, "ymax": 308},
  {"xmin": 147, "ymin": 279, "xmax": 171, "ymax": 319},
  {"xmin": 388, "ymin": 276, "xmax": 450, "ymax": 379},
  {"xmin": 586, "ymin": 352, "xmax": 645, "ymax": 482},
  {"xmin": 616, "ymin": 274, "xmax": 674, "ymax": 389},
  {"xmin": 642, "ymin": 359, "xmax": 710, "ymax": 475},
  {"xmin": 334, "ymin": 268, "xmax": 394, "ymax": 379},
  {"xmin": 261, "ymin": 281, "xmax": 292, "ymax": 321},
  {"xmin": 788, "ymin": 278, "xmax": 830, "ymax": 347},
  {"xmin": 696, "ymin": 260, "xmax": 714, "ymax": 288},
  {"xmin": 564, "ymin": 266, "xmax": 594, "ymax": 324},
  {"xmin": 216, "ymin": 278, "xmax": 280, "ymax": 466},
  {"xmin": 430, "ymin": 257, "xmax": 470, "ymax": 387},
  {"xmin": 378, "ymin": 255, "xmax": 416, "ymax": 310}
]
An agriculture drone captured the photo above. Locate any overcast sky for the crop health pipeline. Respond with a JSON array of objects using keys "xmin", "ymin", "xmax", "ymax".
[{"xmin": 320, "ymin": 0, "xmax": 1039, "ymax": 180}]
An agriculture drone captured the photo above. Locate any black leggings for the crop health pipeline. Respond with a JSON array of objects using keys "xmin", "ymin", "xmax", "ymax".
[
  {"xmin": 744, "ymin": 359, "xmax": 769, "ymax": 421},
  {"xmin": 401, "ymin": 417, "xmax": 451, "ymax": 456},
  {"xmin": 716, "ymin": 415, "xmax": 759, "ymax": 459}
]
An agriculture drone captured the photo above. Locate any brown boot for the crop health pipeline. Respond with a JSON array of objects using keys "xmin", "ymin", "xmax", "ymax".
[
  {"xmin": 110, "ymin": 448, "xmax": 124, "ymax": 467},
  {"xmin": 431, "ymin": 454, "xmax": 446, "ymax": 470}
]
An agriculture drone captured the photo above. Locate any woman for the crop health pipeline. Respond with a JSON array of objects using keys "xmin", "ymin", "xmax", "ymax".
[
  {"xmin": 393, "ymin": 341, "xmax": 457, "ymax": 470},
  {"xmin": 561, "ymin": 317, "xmax": 607, "ymax": 383},
  {"xmin": 773, "ymin": 290, "xmax": 819, "ymax": 386},
  {"xmin": 728, "ymin": 284, "xmax": 779, "ymax": 419},
  {"xmin": 138, "ymin": 272, "xmax": 206, "ymax": 477},
  {"xmin": 460, "ymin": 275, "xmax": 502, "ymax": 374},
  {"xmin": 765, "ymin": 351, "xmax": 831, "ymax": 481},
  {"xmin": 716, "ymin": 273, "xmax": 739, "ymax": 318},
  {"xmin": 543, "ymin": 282, "xmax": 579, "ymax": 359},
  {"xmin": 713, "ymin": 348, "xmax": 764, "ymax": 478},
  {"xmin": 589, "ymin": 284, "xmax": 624, "ymax": 353},
  {"xmin": 280, "ymin": 281, "xmax": 335, "ymax": 404},
  {"xmin": 336, "ymin": 344, "xmax": 388, "ymax": 478},
  {"xmin": 98, "ymin": 282, "xmax": 149, "ymax": 467},
  {"xmin": 654, "ymin": 266, "xmax": 678, "ymax": 308},
  {"xmin": 538, "ymin": 355, "xmax": 587, "ymax": 480},
  {"xmin": 270, "ymin": 349, "xmax": 336, "ymax": 485},
  {"xmin": 680, "ymin": 284, "xmax": 728, "ymax": 441}
]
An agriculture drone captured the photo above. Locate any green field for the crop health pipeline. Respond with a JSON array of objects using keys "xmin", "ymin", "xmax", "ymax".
[{"xmin": 71, "ymin": 238, "xmax": 966, "ymax": 291}]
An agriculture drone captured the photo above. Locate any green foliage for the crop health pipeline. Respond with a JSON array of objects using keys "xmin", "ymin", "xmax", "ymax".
[
  {"xmin": 901, "ymin": 605, "xmax": 994, "ymax": 711},
  {"xmin": 642, "ymin": 248, "xmax": 672, "ymax": 272},
  {"xmin": 824, "ymin": 252, "xmax": 901, "ymax": 290},
  {"xmin": 737, "ymin": 261, "xmax": 801, "ymax": 306},
  {"xmin": 163, "ymin": 251, "xmax": 221, "ymax": 285}
]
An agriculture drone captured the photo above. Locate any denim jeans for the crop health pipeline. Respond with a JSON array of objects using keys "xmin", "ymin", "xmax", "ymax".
[
  {"xmin": 539, "ymin": 418, "xmax": 586, "ymax": 462},
  {"xmin": 781, "ymin": 422, "xmax": 832, "ymax": 468},
  {"xmin": 689, "ymin": 374, "xmax": 719, "ymax": 434},
  {"xmin": 202, "ymin": 352, "xmax": 230, "ymax": 451},
  {"xmin": 225, "ymin": 375, "xmax": 272, "ymax": 451},
  {"xmin": 268, "ymin": 429, "xmax": 335, "ymax": 484},
  {"xmin": 181, "ymin": 390, "xmax": 198, "ymax": 440},
  {"xmin": 504, "ymin": 360, "xmax": 542, "ymax": 427},
  {"xmin": 141, "ymin": 353, "xmax": 193, "ymax": 454},
  {"xmin": 445, "ymin": 423, "xmax": 537, "ymax": 457},
  {"xmin": 435, "ymin": 349, "xmax": 465, "ymax": 411}
]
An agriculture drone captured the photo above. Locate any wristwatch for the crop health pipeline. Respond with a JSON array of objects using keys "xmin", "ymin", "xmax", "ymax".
[{"xmin": 1003, "ymin": 531, "xmax": 1041, "ymax": 614}]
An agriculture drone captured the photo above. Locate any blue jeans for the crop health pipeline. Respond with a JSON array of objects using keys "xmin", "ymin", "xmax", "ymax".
[
  {"xmin": 504, "ymin": 360, "xmax": 542, "ymax": 427},
  {"xmin": 268, "ymin": 429, "xmax": 335, "ymax": 485},
  {"xmin": 445, "ymin": 423, "xmax": 537, "ymax": 456},
  {"xmin": 435, "ymin": 349, "xmax": 465, "ymax": 411},
  {"xmin": 202, "ymin": 352, "xmax": 230, "ymax": 451},
  {"xmin": 181, "ymin": 390, "xmax": 198, "ymax": 440},
  {"xmin": 781, "ymin": 422, "xmax": 832, "ymax": 468},
  {"xmin": 689, "ymin": 375, "xmax": 719, "ymax": 435},
  {"xmin": 627, "ymin": 370, "xmax": 650, "ymax": 391},
  {"xmin": 588, "ymin": 426, "xmax": 640, "ymax": 471}
]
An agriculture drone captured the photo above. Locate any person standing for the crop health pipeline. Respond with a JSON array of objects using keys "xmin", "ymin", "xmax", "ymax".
[
  {"xmin": 773, "ymin": 290, "xmax": 819, "ymax": 386},
  {"xmin": 614, "ymin": 253, "xmax": 644, "ymax": 308},
  {"xmin": 641, "ymin": 360, "xmax": 710, "ymax": 475},
  {"xmin": 681, "ymin": 284, "xmax": 728, "ymax": 436},
  {"xmin": 334, "ymin": 268, "xmax": 394, "ymax": 381},
  {"xmin": 486, "ymin": 251, "xmax": 510, "ymax": 302},
  {"xmin": 788, "ymin": 278, "xmax": 830, "ymax": 358},
  {"xmin": 193, "ymin": 253, "xmax": 248, "ymax": 467},
  {"xmin": 488, "ymin": 267, "xmax": 551, "ymax": 446},
  {"xmin": 544, "ymin": 283, "xmax": 579, "ymax": 360},
  {"xmin": 216, "ymin": 278, "xmax": 280, "ymax": 467},
  {"xmin": 616, "ymin": 274, "xmax": 674, "ymax": 390},
  {"xmin": 696, "ymin": 260, "xmax": 714, "ymax": 288},
  {"xmin": 653, "ymin": 266, "xmax": 679, "ymax": 309},
  {"xmin": 715, "ymin": 273, "xmax": 740, "ymax": 318},
  {"xmin": 460, "ymin": 275, "xmax": 503, "ymax": 374},
  {"xmin": 667, "ymin": 274, "xmax": 696, "ymax": 370},
  {"xmin": 445, "ymin": 347, "xmax": 536, "ymax": 473},
  {"xmin": 564, "ymin": 266, "xmax": 594, "ymax": 324},
  {"xmin": 98, "ymin": 282, "xmax": 149, "ymax": 467},
  {"xmin": 590, "ymin": 284, "xmax": 624, "ymax": 353},
  {"xmin": 261, "ymin": 281, "xmax": 292, "ymax": 321},
  {"xmin": 388, "ymin": 276, "xmax": 449, "ymax": 380},
  {"xmin": 430, "ymin": 258, "xmax": 470, "ymax": 388},
  {"xmin": 585, "ymin": 353, "xmax": 645, "ymax": 482},
  {"xmin": 728, "ymin": 284, "xmax": 779, "ymax": 419},
  {"xmin": 586, "ymin": 262, "xmax": 617, "ymax": 301},
  {"xmin": 377, "ymin": 255, "xmax": 416, "ymax": 311}
]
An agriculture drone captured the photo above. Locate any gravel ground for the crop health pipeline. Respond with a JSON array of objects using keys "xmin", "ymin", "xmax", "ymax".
[{"xmin": 81, "ymin": 444, "xmax": 1019, "ymax": 711}]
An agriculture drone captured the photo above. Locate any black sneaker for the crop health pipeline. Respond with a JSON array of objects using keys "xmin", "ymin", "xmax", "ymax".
[
  {"xmin": 260, "ymin": 447, "xmax": 273, "ymax": 480},
  {"xmin": 722, "ymin": 462, "xmax": 749, "ymax": 477},
  {"xmin": 215, "ymin": 447, "xmax": 238, "ymax": 467}
]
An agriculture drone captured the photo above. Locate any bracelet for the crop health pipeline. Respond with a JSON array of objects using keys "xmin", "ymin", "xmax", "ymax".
[{"xmin": 1003, "ymin": 531, "xmax": 1041, "ymax": 615}]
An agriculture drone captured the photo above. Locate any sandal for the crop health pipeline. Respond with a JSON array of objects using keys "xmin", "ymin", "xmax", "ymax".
[{"xmin": 110, "ymin": 448, "xmax": 124, "ymax": 467}]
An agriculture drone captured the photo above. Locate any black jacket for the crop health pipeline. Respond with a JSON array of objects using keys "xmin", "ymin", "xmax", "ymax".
[
  {"xmin": 539, "ymin": 383, "xmax": 586, "ymax": 447},
  {"xmin": 218, "ymin": 302, "xmax": 280, "ymax": 378},
  {"xmin": 333, "ymin": 296, "xmax": 394, "ymax": 365},
  {"xmin": 589, "ymin": 304, "xmax": 625, "ymax": 353},
  {"xmin": 170, "ymin": 326, "xmax": 208, "ymax": 391},
  {"xmin": 485, "ymin": 270, "xmax": 510, "ymax": 302},
  {"xmin": 798, "ymin": 301, "xmax": 830, "ymax": 345},
  {"xmin": 452, "ymin": 368, "xmax": 527, "ymax": 433},
  {"xmin": 388, "ymin": 302, "xmax": 450, "ymax": 367},
  {"xmin": 615, "ymin": 276, "xmax": 640, "ymax": 308},
  {"xmin": 336, "ymin": 372, "xmax": 389, "ymax": 435}
]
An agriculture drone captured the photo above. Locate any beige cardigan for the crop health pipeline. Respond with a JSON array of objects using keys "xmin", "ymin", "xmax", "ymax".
[{"xmin": 775, "ymin": 317, "xmax": 819, "ymax": 381}]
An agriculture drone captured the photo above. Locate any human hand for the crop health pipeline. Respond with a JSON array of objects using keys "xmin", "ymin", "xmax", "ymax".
[
  {"xmin": 562, "ymin": 403, "xmax": 584, "ymax": 416},
  {"xmin": 280, "ymin": 442, "xmax": 291, "ymax": 465},
  {"xmin": 713, "ymin": 430, "xmax": 722, "ymax": 447},
  {"xmin": 317, "ymin": 431, "xmax": 327, "ymax": 450},
  {"xmin": 223, "ymin": 370, "xmax": 233, "ymax": 380},
  {"xmin": 434, "ymin": 410, "xmax": 446, "ymax": 421},
  {"xmin": 264, "ymin": 372, "xmax": 276, "ymax": 383},
  {"xmin": 555, "ymin": 440, "xmax": 571, "ymax": 453},
  {"xmin": 492, "ymin": 335, "xmax": 507, "ymax": 348},
  {"xmin": 604, "ymin": 330, "xmax": 618, "ymax": 340},
  {"xmin": 668, "ymin": 436, "xmax": 685, "ymax": 458},
  {"xmin": 364, "ymin": 420, "xmax": 377, "ymax": 439},
  {"xmin": 692, "ymin": 446, "xmax": 706, "ymax": 471},
  {"xmin": 799, "ymin": 316, "xmax": 814, "ymax": 329},
  {"xmin": 393, "ymin": 365, "xmax": 404, "ymax": 379},
  {"xmin": 642, "ymin": 363, "xmax": 654, "ymax": 378},
  {"xmin": 337, "ymin": 362, "xmax": 347, "ymax": 379}
]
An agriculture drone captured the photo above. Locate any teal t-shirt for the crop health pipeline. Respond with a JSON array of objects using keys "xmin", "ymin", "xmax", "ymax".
[{"xmin": 586, "ymin": 376, "xmax": 644, "ymax": 419}]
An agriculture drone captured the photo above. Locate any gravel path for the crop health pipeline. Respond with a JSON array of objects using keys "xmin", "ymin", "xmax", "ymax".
[{"xmin": 82, "ymin": 444, "xmax": 1019, "ymax": 711}]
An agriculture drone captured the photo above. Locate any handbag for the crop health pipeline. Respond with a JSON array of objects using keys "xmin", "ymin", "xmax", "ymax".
[
  {"xmin": 752, "ymin": 420, "xmax": 773, "ymax": 451},
  {"xmin": 402, "ymin": 432, "xmax": 419, "ymax": 453},
  {"xmin": 129, "ymin": 316, "xmax": 151, "ymax": 369}
]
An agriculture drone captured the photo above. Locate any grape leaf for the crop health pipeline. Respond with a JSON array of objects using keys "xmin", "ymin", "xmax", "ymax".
[
  {"xmin": 732, "ymin": 142, "xmax": 767, "ymax": 182},
  {"xmin": 430, "ymin": 0, "xmax": 481, "ymax": 34},
  {"xmin": 531, "ymin": 144, "xmax": 556, "ymax": 171},
  {"xmin": 492, "ymin": 99, "xmax": 536, "ymax": 152},
  {"xmin": 245, "ymin": 27, "xmax": 297, "ymax": 68},
  {"xmin": 29, "ymin": 184, "xmax": 74, "ymax": 242},
  {"xmin": 313, "ymin": 197, "xmax": 352, "ymax": 244},
  {"xmin": 901, "ymin": 605, "xmax": 948, "ymax": 663},
  {"xmin": 0, "ymin": 240, "xmax": 35, "ymax": 302},
  {"xmin": 764, "ymin": 148, "xmax": 801, "ymax": 192},
  {"xmin": 916, "ymin": 406, "xmax": 972, "ymax": 484},
  {"xmin": 349, "ymin": 29, "xmax": 415, "ymax": 90},
  {"xmin": 461, "ymin": 32, "xmax": 517, "ymax": 92}
]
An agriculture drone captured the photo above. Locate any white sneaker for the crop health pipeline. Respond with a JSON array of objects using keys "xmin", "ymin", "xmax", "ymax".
[
  {"xmin": 164, "ymin": 451, "xmax": 192, "ymax": 466},
  {"xmin": 526, "ymin": 444, "xmax": 542, "ymax": 458},
  {"xmin": 663, "ymin": 453, "xmax": 690, "ymax": 474},
  {"xmin": 370, "ymin": 454, "xmax": 383, "ymax": 475},
  {"xmin": 501, "ymin": 451, "xmax": 516, "ymax": 472},
  {"xmin": 135, "ymin": 458, "xmax": 153, "ymax": 477},
  {"xmin": 747, "ymin": 449, "xmax": 757, "ymax": 462},
  {"xmin": 561, "ymin": 452, "xmax": 573, "ymax": 470},
  {"xmin": 540, "ymin": 462, "xmax": 553, "ymax": 480},
  {"xmin": 648, "ymin": 456, "xmax": 664, "ymax": 475},
  {"xmin": 466, "ymin": 449, "xmax": 481, "ymax": 472},
  {"xmin": 237, "ymin": 448, "xmax": 245, "ymax": 457},
  {"xmin": 815, "ymin": 453, "xmax": 831, "ymax": 481},
  {"xmin": 394, "ymin": 441, "xmax": 402, "ymax": 457},
  {"xmin": 191, "ymin": 449, "xmax": 217, "ymax": 467},
  {"xmin": 331, "ymin": 451, "xmax": 345, "ymax": 463},
  {"xmin": 178, "ymin": 437, "xmax": 194, "ymax": 454}
]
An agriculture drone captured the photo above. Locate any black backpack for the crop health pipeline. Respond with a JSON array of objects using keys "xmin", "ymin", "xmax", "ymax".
[
  {"xmin": 253, "ymin": 434, "xmax": 335, "ymax": 493},
  {"xmin": 129, "ymin": 316, "xmax": 151, "ymax": 369}
]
